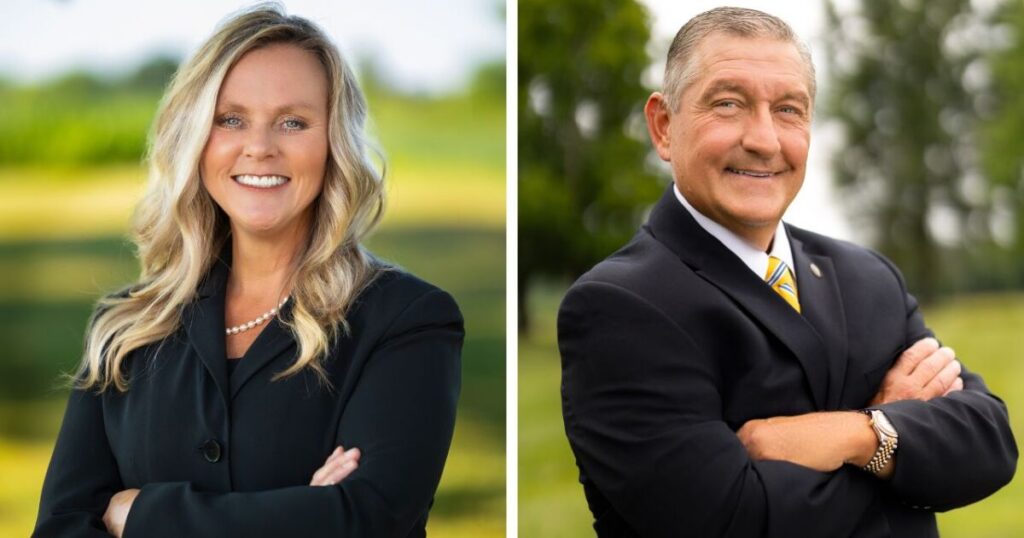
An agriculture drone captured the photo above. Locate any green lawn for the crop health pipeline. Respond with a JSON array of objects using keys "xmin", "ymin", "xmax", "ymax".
[{"xmin": 520, "ymin": 281, "xmax": 1024, "ymax": 537}]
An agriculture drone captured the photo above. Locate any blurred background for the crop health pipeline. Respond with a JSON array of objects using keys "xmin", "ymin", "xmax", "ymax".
[
  {"xmin": 0, "ymin": 1, "xmax": 505, "ymax": 536},
  {"xmin": 519, "ymin": 0, "xmax": 1023, "ymax": 536}
]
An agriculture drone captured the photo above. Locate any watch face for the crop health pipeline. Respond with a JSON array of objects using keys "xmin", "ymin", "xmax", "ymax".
[{"xmin": 874, "ymin": 411, "xmax": 898, "ymax": 438}]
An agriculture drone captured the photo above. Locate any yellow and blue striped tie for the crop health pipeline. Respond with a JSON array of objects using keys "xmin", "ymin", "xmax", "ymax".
[{"xmin": 766, "ymin": 256, "xmax": 800, "ymax": 313}]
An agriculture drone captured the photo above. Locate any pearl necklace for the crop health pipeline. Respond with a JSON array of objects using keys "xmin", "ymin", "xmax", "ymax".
[{"xmin": 225, "ymin": 296, "xmax": 289, "ymax": 335}]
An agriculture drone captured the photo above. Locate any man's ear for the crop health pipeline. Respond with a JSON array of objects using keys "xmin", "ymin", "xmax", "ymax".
[{"xmin": 644, "ymin": 92, "xmax": 673, "ymax": 162}]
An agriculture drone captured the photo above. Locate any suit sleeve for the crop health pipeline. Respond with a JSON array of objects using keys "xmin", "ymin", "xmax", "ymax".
[
  {"xmin": 559, "ymin": 281, "xmax": 880, "ymax": 538},
  {"xmin": 120, "ymin": 289, "xmax": 464, "ymax": 538},
  {"xmin": 33, "ymin": 388, "xmax": 127, "ymax": 537},
  {"xmin": 873, "ymin": 256, "xmax": 1017, "ymax": 510}
]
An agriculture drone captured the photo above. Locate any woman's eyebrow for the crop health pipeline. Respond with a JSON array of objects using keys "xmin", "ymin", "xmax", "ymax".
[{"xmin": 215, "ymin": 101, "xmax": 321, "ymax": 114}]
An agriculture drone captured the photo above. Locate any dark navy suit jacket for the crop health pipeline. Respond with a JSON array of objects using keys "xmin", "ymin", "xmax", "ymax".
[{"xmin": 559, "ymin": 186, "xmax": 1016, "ymax": 537}]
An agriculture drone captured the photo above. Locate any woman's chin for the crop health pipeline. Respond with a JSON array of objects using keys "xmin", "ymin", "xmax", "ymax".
[{"xmin": 231, "ymin": 218, "xmax": 289, "ymax": 238}]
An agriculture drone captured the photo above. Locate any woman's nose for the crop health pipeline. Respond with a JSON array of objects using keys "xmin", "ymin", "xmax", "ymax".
[{"xmin": 243, "ymin": 127, "xmax": 278, "ymax": 160}]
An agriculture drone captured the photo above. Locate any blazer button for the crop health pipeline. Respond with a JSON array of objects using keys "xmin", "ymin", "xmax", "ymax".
[{"xmin": 200, "ymin": 439, "xmax": 222, "ymax": 463}]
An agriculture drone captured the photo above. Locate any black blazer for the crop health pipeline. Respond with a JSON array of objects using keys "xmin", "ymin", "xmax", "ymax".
[
  {"xmin": 558, "ymin": 187, "xmax": 1017, "ymax": 538},
  {"xmin": 34, "ymin": 250, "xmax": 463, "ymax": 537}
]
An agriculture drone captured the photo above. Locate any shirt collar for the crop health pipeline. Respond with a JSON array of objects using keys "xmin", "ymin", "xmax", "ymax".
[{"xmin": 673, "ymin": 184, "xmax": 795, "ymax": 280}]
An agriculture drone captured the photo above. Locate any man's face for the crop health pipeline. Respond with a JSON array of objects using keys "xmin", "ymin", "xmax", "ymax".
[{"xmin": 648, "ymin": 34, "xmax": 812, "ymax": 246}]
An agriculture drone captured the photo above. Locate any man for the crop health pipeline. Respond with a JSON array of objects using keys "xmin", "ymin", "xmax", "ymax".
[{"xmin": 558, "ymin": 7, "xmax": 1016, "ymax": 538}]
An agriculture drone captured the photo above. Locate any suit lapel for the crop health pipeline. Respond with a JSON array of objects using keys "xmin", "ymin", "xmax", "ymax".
[
  {"xmin": 183, "ymin": 243, "xmax": 299, "ymax": 403},
  {"xmin": 646, "ymin": 187, "xmax": 829, "ymax": 409},
  {"xmin": 183, "ymin": 249, "xmax": 231, "ymax": 407},
  {"xmin": 229, "ymin": 301, "xmax": 297, "ymax": 399},
  {"xmin": 789, "ymin": 231, "xmax": 849, "ymax": 410}
]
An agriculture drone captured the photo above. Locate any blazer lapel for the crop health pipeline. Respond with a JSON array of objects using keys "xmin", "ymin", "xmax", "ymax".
[
  {"xmin": 183, "ymin": 249, "xmax": 231, "ymax": 407},
  {"xmin": 645, "ymin": 186, "xmax": 829, "ymax": 409},
  {"xmin": 229, "ymin": 301, "xmax": 297, "ymax": 400},
  {"xmin": 789, "ymin": 231, "xmax": 849, "ymax": 410},
  {"xmin": 182, "ymin": 243, "xmax": 299, "ymax": 402}
]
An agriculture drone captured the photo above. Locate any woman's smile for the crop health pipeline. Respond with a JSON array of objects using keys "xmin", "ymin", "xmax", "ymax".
[
  {"xmin": 232, "ymin": 174, "xmax": 291, "ymax": 189},
  {"xmin": 201, "ymin": 43, "xmax": 329, "ymax": 238}
]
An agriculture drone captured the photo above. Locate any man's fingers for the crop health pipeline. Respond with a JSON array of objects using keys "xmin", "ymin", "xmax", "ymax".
[
  {"xmin": 943, "ymin": 376, "xmax": 964, "ymax": 396},
  {"xmin": 923, "ymin": 359, "xmax": 961, "ymax": 399},
  {"xmin": 325, "ymin": 446, "xmax": 344, "ymax": 464},
  {"xmin": 908, "ymin": 346, "xmax": 955, "ymax": 386},
  {"xmin": 893, "ymin": 337, "xmax": 940, "ymax": 375}
]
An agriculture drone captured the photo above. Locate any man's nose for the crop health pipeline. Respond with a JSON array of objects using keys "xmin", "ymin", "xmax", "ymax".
[
  {"xmin": 243, "ymin": 127, "xmax": 278, "ymax": 160},
  {"xmin": 740, "ymin": 107, "xmax": 782, "ymax": 157}
]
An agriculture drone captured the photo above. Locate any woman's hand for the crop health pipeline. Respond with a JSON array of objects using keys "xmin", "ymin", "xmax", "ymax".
[
  {"xmin": 99, "ymin": 448, "xmax": 358, "ymax": 536},
  {"xmin": 103, "ymin": 488, "xmax": 140, "ymax": 537},
  {"xmin": 309, "ymin": 445, "xmax": 361, "ymax": 486}
]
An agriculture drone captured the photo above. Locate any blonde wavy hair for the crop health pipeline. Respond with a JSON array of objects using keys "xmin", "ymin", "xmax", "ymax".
[{"xmin": 76, "ymin": 3, "xmax": 385, "ymax": 392}]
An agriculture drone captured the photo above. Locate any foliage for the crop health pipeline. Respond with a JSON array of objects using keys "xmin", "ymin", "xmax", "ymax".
[
  {"xmin": 518, "ymin": 0, "xmax": 663, "ymax": 330},
  {"xmin": 0, "ymin": 55, "xmax": 505, "ymax": 170},
  {"xmin": 0, "ymin": 56, "xmax": 178, "ymax": 166},
  {"xmin": 979, "ymin": 1, "xmax": 1024, "ymax": 287},
  {"xmin": 823, "ymin": 0, "xmax": 1022, "ymax": 299}
]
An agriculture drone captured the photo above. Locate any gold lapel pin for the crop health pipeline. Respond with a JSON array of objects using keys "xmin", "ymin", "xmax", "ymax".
[{"xmin": 810, "ymin": 263, "xmax": 823, "ymax": 278}]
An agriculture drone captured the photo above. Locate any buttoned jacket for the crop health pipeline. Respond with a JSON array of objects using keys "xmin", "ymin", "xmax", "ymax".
[
  {"xmin": 35, "ymin": 252, "xmax": 463, "ymax": 538},
  {"xmin": 558, "ymin": 186, "xmax": 1017, "ymax": 537}
]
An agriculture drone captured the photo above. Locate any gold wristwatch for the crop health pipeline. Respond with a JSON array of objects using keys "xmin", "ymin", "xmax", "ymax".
[{"xmin": 860, "ymin": 409, "xmax": 898, "ymax": 475}]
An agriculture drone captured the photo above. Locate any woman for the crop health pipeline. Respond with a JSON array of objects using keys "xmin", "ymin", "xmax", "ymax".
[{"xmin": 33, "ymin": 5, "xmax": 462, "ymax": 538}]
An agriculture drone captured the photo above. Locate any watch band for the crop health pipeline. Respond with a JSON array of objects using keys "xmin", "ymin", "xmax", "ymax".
[{"xmin": 860, "ymin": 409, "xmax": 898, "ymax": 475}]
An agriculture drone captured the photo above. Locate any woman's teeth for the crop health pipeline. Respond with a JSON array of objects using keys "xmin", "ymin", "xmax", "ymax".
[{"xmin": 233, "ymin": 175, "xmax": 289, "ymax": 188}]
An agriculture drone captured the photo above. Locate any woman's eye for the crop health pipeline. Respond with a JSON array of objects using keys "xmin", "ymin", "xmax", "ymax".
[
  {"xmin": 218, "ymin": 116, "xmax": 242, "ymax": 128},
  {"xmin": 283, "ymin": 118, "xmax": 307, "ymax": 130}
]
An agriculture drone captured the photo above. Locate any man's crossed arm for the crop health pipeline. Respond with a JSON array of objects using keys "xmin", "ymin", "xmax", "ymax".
[{"xmin": 737, "ymin": 337, "xmax": 961, "ymax": 479}]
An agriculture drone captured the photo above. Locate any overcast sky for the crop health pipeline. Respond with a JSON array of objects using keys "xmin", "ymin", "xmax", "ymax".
[{"xmin": 0, "ymin": 0, "xmax": 506, "ymax": 93}]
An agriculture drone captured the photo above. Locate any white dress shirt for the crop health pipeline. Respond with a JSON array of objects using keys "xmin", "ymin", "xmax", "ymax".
[{"xmin": 673, "ymin": 184, "xmax": 796, "ymax": 281}]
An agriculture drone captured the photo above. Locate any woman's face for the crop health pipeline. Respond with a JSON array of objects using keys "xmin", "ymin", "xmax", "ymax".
[{"xmin": 201, "ymin": 43, "xmax": 330, "ymax": 242}]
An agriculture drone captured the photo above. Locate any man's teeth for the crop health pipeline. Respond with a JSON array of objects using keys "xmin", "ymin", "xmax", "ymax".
[
  {"xmin": 233, "ymin": 175, "xmax": 289, "ymax": 188},
  {"xmin": 727, "ymin": 168, "xmax": 774, "ymax": 178}
]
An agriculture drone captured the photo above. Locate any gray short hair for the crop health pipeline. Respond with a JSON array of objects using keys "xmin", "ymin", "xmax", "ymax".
[{"xmin": 663, "ymin": 7, "xmax": 816, "ymax": 111}]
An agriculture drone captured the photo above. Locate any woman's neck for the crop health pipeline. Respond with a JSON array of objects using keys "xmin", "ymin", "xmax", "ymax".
[{"xmin": 226, "ymin": 222, "xmax": 308, "ymax": 300}]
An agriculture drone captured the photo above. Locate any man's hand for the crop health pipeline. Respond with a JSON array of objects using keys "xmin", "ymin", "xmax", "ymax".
[
  {"xmin": 737, "ymin": 412, "xmax": 876, "ymax": 472},
  {"xmin": 309, "ymin": 445, "xmax": 361, "ymax": 486},
  {"xmin": 103, "ymin": 488, "xmax": 140, "ymax": 538},
  {"xmin": 870, "ymin": 337, "xmax": 963, "ymax": 406}
]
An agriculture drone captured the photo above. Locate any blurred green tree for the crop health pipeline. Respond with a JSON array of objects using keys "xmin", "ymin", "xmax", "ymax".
[
  {"xmin": 518, "ymin": 0, "xmax": 662, "ymax": 331},
  {"xmin": 823, "ymin": 0, "xmax": 1019, "ymax": 299},
  {"xmin": 980, "ymin": 1, "xmax": 1024, "ymax": 288},
  {"xmin": 0, "ymin": 57, "xmax": 179, "ymax": 166}
]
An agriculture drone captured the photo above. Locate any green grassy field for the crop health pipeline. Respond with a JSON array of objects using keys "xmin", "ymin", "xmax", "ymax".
[{"xmin": 520, "ymin": 281, "xmax": 1024, "ymax": 538}]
